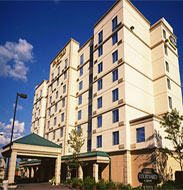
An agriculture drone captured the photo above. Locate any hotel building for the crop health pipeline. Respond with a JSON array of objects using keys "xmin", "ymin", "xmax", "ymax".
[{"xmin": 30, "ymin": 0, "xmax": 182, "ymax": 187}]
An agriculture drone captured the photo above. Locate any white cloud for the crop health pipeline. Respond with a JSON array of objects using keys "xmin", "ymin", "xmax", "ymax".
[
  {"xmin": 0, "ymin": 38, "xmax": 33, "ymax": 81},
  {"xmin": 0, "ymin": 118, "xmax": 25, "ymax": 146},
  {"xmin": 13, "ymin": 103, "xmax": 23, "ymax": 111}
]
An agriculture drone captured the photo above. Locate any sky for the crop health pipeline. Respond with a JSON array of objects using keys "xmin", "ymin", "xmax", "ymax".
[{"xmin": 0, "ymin": 0, "xmax": 183, "ymax": 149}]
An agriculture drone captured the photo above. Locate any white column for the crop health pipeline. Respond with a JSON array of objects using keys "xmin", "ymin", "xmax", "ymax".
[
  {"xmin": 0, "ymin": 157, "xmax": 6, "ymax": 179},
  {"xmin": 78, "ymin": 165, "xmax": 83, "ymax": 180},
  {"xmin": 55, "ymin": 155, "xmax": 61, "ymax": 185},
  {"xmin": 8, "ymin": 151, "xmax": 17, "ymax": 184},
  {"xmin": 31, "ymin": 167, "xmax": 34, "ymax": 178},
  {"xmin": 93, "ymin": 163, "xmax": 99, "ymax": 182}
]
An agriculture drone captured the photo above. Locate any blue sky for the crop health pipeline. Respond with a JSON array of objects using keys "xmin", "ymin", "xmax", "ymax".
[{"xmin": 0, "ymin": 0, "xmax": 183, "ymax": 148}]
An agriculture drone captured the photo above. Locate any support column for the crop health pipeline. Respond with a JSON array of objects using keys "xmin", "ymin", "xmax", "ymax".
[
  {"xmin": 8, "ymin": 151, "xmax": 17, "ymax": 184},
  {"xmin": 78, "ymin": 165, "xmax": 83, "ymax": 180},
  {"xmin": 0, "ymin": 157, "xmax": 6, "ymax": 179},
  {"xmin": 26, "ymin": 168, "xmax": 29, "ymax": 178},
  {"xmin": 31, "ymin": 167, "xmax": 34, "ymax": 178},
  {"xmin": 123, "ymin": 150, "xmax": 131, "ymax": 185},
  {"xmin": 93, "ymin": 163, "xmax": 99, "ymax": 182},
  {"xmin": 66, "ymin": 165, "xmax": 71, "ymax": 180},
  {"xmin": 55, "ymin": 155, "xmax": 61, "ymax": 185}
]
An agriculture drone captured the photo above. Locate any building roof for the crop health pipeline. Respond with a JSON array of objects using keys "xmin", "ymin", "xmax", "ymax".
[
  {"xmin": 62, "ymin": 151, "xmax": 109, "ymax": 160},
  {"xmin": 4, "ymin": 133, "xmax": 61, "ymax": 149}
]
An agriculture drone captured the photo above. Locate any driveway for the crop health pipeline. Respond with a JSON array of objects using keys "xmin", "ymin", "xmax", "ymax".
[{"xmin": 16, "ymin": 183, "xmax": 70, "ymax": 190}]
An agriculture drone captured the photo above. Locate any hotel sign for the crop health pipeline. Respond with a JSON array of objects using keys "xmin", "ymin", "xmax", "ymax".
[
  {"xmin": 54, "ymin": 48, "xmax": 66, "ymax": 65},
  {"xmin": 168, "ymin": 35, "xmax": 177, "ymax": 50}
]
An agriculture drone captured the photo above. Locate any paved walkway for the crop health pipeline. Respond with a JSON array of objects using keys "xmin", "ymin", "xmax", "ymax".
[{"xmin": 16, "ymin": 183, "xmax": 70, "ymax": 190}]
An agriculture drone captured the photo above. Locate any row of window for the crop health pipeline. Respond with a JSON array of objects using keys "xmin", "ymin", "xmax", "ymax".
[
  {"xmin": 34, "ymin": 99, "xmax": 41, "ymax": 109},
  {"xmin": 36, "ymin": 90, "xmax": 42, "ymax": 101},
  {"xmin": 47, "ymin": 113, "xmax": 65, "ymax": 128},
  {"xmin": 48, "ymin": 97, "xmax": 65, "ymax": 116},
  {"xmin": 49, "ymin": 85, "xmax": 66, "ymax": 104},
  {"xmin": 46, "ymin": 127, "xmax": 64, "ymax": 141}
]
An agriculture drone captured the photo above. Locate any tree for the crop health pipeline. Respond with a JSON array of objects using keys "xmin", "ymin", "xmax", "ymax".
[
  {"xmin": 67, "ymin": 127, "xmax": 85, "ymax": 177},
  {"xmin": 160, "ymin": 108, "xmax": 183, "ymax": 171}
]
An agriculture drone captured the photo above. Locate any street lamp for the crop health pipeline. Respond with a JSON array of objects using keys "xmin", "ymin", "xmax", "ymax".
[{"xmin": 5, "ymin": 93, "xmax": 27, "ymax": 180}]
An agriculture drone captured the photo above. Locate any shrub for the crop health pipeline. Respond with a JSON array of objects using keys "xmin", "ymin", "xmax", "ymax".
[
  {"xmin": 71, "ymin": 178, "xmax": 83, "ymax": 188},
  {"xmin": 105, "ymin": 180, "xmax": 117, "ymax": 189},
  {"xmin": 96, "ymin": 179, "xmax": 106, "ymax": 190},
  {"xmin": 83, "ymin": 176, "xmax": 96, "ymax": 189},
  {"xmin": 117, "ymin": 183, "xmax": 131, "ymax": 190}
]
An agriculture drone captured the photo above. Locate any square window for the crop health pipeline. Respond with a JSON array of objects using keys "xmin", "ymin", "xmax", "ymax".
[
  {"xmin": 97, "ymin": 97, "xmax": 102, "ymax": 109},
  {"xmin": 98, "ymin": 45, "xmax": 103, "ymax": 57},
  {"xmin": 87, "ymin": 139, "xmax": 91, "ymax": 152},
  {"xmin": 113, "ymin": 131, "xmax": 119, "ymax": 145},
  {"xmin": 98, "ymin": 79, "xmax": 102, "ymax": 91},
  {"xmin": 55, "ymin": 103, "xmax": 57, "ymax": 112},
  {"xmin": 112, "ymin": 16, "xmax": 118, "ymax": 32},
  {"xmin": 56, "ymin": 91, "xmax": 58, "ymax": 99},
  {"xmin": 98, "ymin": 30, "xmax": 103, "ymax": 44},
  {"xmin": 168, "ymin": 96, "xmax": 172, "ymax": 108},
  {"xmin": 77, "ymin": 126, "xmax": 81, "ymax": 132},
  {"xmin": 60, "ymin": 127, "xmax": 63, "ymax": 137},
  {"xmin": 54, "ymin": 117, "xmax": 57, "ymax": 126},
  {"xmin": 63, "ymin": 85, "xmax": 66, "ymax": 93},
  {"xmin": 79, "ymin": 81, "xmax": 83, "ymax": 90},
  {"xmin": 80, "ymin": 67, "xmax": 83, "ymax": 76},
  {"xmin": 112, "ymin": 32, "xmax": 118, "ymax": 45},
  {"xmin": 88, "ymin": 121, "xmax": 92, "ymax": 133},
  {"xmin": 98, "ymin": 62, "xmax": 103, "ymax": 74},
  {"xmin": 165, "ymin": 61, "xmax": 169, "ymax": 72},
  {"xmin": 62, "ymin": 97, "xmax": 65, "ymax": 107},
  {"xmin": 136, "ymin": 127, "xmax": 145, "ymax": 143},
  {"xmin": 113, "ymin": 109, "xmax": 119, "ymax": 123},
  {"xmin": 78, "ymin": 110, "xmax": 82, "ymax": 120},
  {"xmin": 80, "ymin": 54, "xmax": 84, "ymax": 65},
  {"xmin": 97, "ymin": 135, "xmax": 102, "ymax": 148},
  {"xmin": 112, "ymin": 69, "xmax": 118, "ymax": 82},
  {"xmin": 112, "ymin": 50, "xmax": 118, "ymax": 63},
  {"xmin": 167, "ymin": 78, "xmax": 171, "ymax": 89},
  {"xmin": 97, "ymin": 115, "xmax": 102, "ymax": 128},
  {"xmin": 78, "ymin": 95, "xmax": 82, "ymax": 105},
  {"xmin": 89, "ymin": 74, "xmax": 93, "ymax": 84},
  {"xmin": 112, "ymin": 88, "xmax": 118, "ymax": 102},
  {"xmin": 61, "ymin": 113, "xmax": 64, "ymax": 122}
]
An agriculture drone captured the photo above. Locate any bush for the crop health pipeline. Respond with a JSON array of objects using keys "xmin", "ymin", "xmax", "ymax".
[
  {"xmin": 117, "ymin": 183, "xmax": 131, "ymax": 190},
  {"xmin": 158, "ymin": 180, "xmax": 183, "ymax": 190},
  {"xmin": 83, "ymin": 176, "xmax": 96, "ymax": 189},
  {"xmin": 96, "ymin": 179, "xmax": 106, "ymax": 190}
]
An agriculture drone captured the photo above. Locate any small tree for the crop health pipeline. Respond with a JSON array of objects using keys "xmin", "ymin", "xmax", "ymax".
[
  {"xmin": 67, "ymin": 127, "xmax": 85, "ymax": 177},
  {"xmin": 160, "ymin": 108, "xmax": 183, "ymax": 171}
]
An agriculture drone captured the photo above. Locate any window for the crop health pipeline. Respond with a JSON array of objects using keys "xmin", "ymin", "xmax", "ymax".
[
  {"xmin": 112, "ymin": 69, "xmax": 118, "ymax": 82},
  {"xmin": 78, "ymin": 110, "xmax": 82, "ymax": 120},
  {"xmin": 167, "ymin": 78, "xmax": 171, "ymax": 89},
  {"xmin": 98, "ymin": 30, "xmax": 103, "ymax": 44},
  {"xmin": 163, "ymin": 29, "xmax": 166, "ymax": 39},
  {"xmin": 48, "ymin": 108, "xmax": 51, "ymax": 116},
  {"xmin": 50, "ymin": 84, "xmax": 53, "ymax": 91},
  {"xmin": 97, "ymin": 97, "xmax": 102, "ymax": 109},
  {"xmin": 113, "ymin": 131, "xmax": 119, "ymax": 145},
  {"xmin": 112, "ymin": 50, "xmax": 118, "ymax": 63},
  {"xmin": 89, "ymin": 89, "xmax": 93, "ymax": 99},
  {"xmin": 60, "ymin": 143, "xmax": 63, "ymax": 148},
  {"xmin": 112, "ymin": 16, "xmax": 118, "ymax": 32},
  {"xmin": 54, "ymin": 117, "xmax": 57, "ymax": 126},
  {"xmin": 47, "ymin": 121, "xmax": 50, "ymax": 128},
  {"xmin": 112, "ymin": 88, "xmax": 118, "ymax": 102},
  {"xmin": 168, "ymin": 96, "xmax": 172, "ymax": 108},
  {"xmin": 89, "ymin": 58, "xmax": 93, "ymax": 68},
  {"xmin": 87, "ymin": 139, "xmax": 91, "ymax": 152},
  {"xmin": 165, "ymin": 61, "xmax": 169, "ymax": 72},
  {"xmin": 38, "ymin": 109, "xmax": 40, "ymax": 115},
  {"xmin": 89, "ymin": 74, "xmax": 93, "ymax": 84},
  {"xmin": 98, "ymin": 79, "xmax": 102, "ymax": 91},
  {"xmin": 98, "ymin": 45, "xmax": 103, "ymax": 57},
  {"xmin": 53, "ymin": 131, "xmax": 55, "ymax": 140},
  {"xmin": 98, "ymin": 62, "xmax": 103, "ymax": 74},
  {"xmin": 63, "ymin": 85, "xmax": 66, "ymax": 93},
  {"xmin": 164, "ymin": 44, "xmax": 168, "ymax": 55},
  {"xmin": 58, "ymin": 66, "xmax": 60, "ymax": 75},
  {"xmin": 80, "ymin": 67, "xmax": 83, "ymax": 76},
  {"xmin": 113, "ymin": 109, "xmax": 119, "ymax": 123},
  {"xmin": 65, "ymin": 59, "xmax": 68, "ymax": 67},
  {"xmin": 97, "ymin": 115, "xmax": 102, "ymax": 128},
  {"xmin": 112, "ymin": 32, "xmax": 118, "ymax": 45},
  {"xmin": 60, "ymin": 127, "xmax": 63, "ymax": 137},
  {"xmin": 79, "ymin": 81, "xmax": 83, "ymax": 90},
  {"xmin": 61, "ymin": 113, "xmax": 64, "ymax": 122},
  {"xmin": 78, "ymin": 95, "xmax": 82, "ymax": 105},
  {"xmin": 136, "ymin": 127, "xmax": 145, "ymax": 143},
  {"xmin": 36, "ymin": 94, "xmax": 38, "ymax": 100},
  {"xmin": 55, "ymin": 103, "xmax": 57, "ymax": 112},
  {"xmin": 51, "ymin": 73, "xmax": 54, "ymax": 80},
  {"xmin": 39, "ymin": 100, "xmax": 41, "ymax": 105},
  {"xmin": 50, "ymin": 96, "xmax": 52, "ymax": 104},
  {"xmin": 97, "ymin": 135, "xmax": 102, "ymax": 148},
  {"xmin": 37, "ymin": 119, "xmax": 39, "ymax": 126},
  {"xmin": 56, "ymin": 91, "xmax": 58, "ymax": 99},
  {"xmin": 57, "ymin": 78, "xmax": 59, "ymax": 86},
  {"xmin": 64, "ymin": 71, "xmax": 67, "ymax": 80},
  {"xmin": 88, "ymin": 121, "xmax": 92, "ymax": 133},
  {"xmin": 88, "ymin": 105, "xmax": 92, "ymax": 116},
  {"xmin": 80, "ymin": 54, "xmax": 84, "ymax": 65},
  {"xmin": 62, "ymin": 98, "xmax": 65, "ymax": 107},
  {"xmin": 77, "ymin": 126, "xmax": 81, "ymax": 132},
  {"xmin": 40, "ymin": 90, "xmax": 42, "ymax": 97}
]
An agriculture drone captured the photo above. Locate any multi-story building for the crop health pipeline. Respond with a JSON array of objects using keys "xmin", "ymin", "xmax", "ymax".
[{"xmin": 30, "ymin": 0, "xmax": 182, "ymax": 186}]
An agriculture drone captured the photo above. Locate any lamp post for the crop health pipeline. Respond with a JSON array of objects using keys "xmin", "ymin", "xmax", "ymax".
[{"xmin": 5, "ymin": 93, "xmax": 27, "ymax": 180}]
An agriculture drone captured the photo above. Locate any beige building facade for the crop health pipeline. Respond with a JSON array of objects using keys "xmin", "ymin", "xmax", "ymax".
[{"xmin": 30, "ymin": 0, "xmax": 182, "ymax": 187}]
